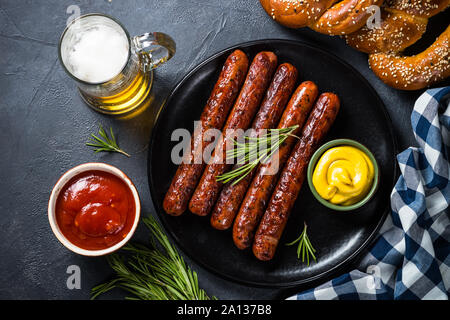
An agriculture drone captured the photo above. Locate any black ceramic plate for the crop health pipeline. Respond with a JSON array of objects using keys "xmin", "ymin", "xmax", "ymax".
[{"xmin": 148, "ymin": 40, "xmax": 397, "ymax": 287}]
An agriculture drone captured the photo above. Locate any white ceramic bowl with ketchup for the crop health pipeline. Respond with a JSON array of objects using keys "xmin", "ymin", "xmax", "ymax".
[{"xmin": 48, "ymin": 163, "xmax": 141, "ymax": 256}]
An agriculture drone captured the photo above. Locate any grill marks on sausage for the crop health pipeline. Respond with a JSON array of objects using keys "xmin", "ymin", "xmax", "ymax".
[
  {"xmin": 189, "ymin": 52, "xmax": 278, "ymax": 216},
  {"xmin": 232, "ymin": 81, "xmax": 319, "ymax": 250},
  {"xmin": 210, "ymin": 63, "xmax": 298, "ymax": 230},
  {"xmin": 163, "ymin": 50, "xmax": 249, "ymax": 216},
  {"xmin": 252, "ymin": 93, "xmax": 340, "ymax": 261},
  {"xmin": 164, "ymin": 51, "xmax": 341, "ymax": 262}
]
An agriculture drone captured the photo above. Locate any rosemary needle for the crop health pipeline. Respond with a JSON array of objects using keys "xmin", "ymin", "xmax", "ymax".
[
  {"xmin": 216, "ymin": 125, "xmax": 299, "ymax": 185},
  {"xmin": 91, "ymin": 215, "xmax": 215, "ymax": 300},
  {"xmin": 86, "ymin": 125, "xmax": 130, "ymax": 157},
  {"xmin": 286, "ymin": 222, "xmax": 317, "ymax": 266}
]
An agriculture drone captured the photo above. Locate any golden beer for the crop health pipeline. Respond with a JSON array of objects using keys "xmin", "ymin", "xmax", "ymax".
[
  {"xmin": 78, "ymin": 61, "xmax": 153, "ymax": 115},
  {"xmin": 59, "ymin": 14, "xmax": 175, "ymax": 115}
]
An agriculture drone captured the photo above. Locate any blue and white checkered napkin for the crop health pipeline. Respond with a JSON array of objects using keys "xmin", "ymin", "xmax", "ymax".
[{"xmin": 289, "ymin": 87, "xmax": 450, "ymax": 300}]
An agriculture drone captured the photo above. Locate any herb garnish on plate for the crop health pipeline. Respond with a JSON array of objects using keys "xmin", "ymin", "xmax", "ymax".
[
  {"xmin": 286, "ymin": 222, "xmax": 317, "ymax": 266},
  {"xmin": 216, "ymin": 125, "xmax": 299, "ymax": 185}
]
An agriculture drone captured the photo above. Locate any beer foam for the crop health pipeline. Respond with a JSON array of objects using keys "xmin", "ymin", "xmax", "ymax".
[{"xmin": 65, "ymin": 24, "xmax": 129, "ymax": 83}]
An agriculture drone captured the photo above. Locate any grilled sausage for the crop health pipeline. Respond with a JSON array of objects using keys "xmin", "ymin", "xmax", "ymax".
[
  {"xmin": 163, "ymin": 50, "xmax": 249, "ymax": 216},
  {"xmin": 253, "ymin": 93, "xmax": 340, "ymax": 261},
  {"xmin": 189, "ymin": 52, "xmax": 278, "ymax": 216},
  {"xmin": 210, "ymin": 63, "xmax": 298, "ymax": 230},
  {"xmin": 232, "ymin": 81, "xmax": 319, "ymax": 249}
]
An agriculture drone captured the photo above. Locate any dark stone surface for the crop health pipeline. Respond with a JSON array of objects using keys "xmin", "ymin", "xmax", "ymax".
[{"xmin": 0, "ymin": 0, "xmax": 447, "ymax": 300}]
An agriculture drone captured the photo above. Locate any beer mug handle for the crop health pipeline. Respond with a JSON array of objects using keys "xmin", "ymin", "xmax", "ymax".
[{"xmin": 132, "ymin": 32, "xmax": 176, "ymax": 72}]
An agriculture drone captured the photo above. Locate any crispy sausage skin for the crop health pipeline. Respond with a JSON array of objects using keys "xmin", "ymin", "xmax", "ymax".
[
  {"xmin": 189, "ymin": 52, "xmax": 278, "ymax": 216},
  {"xmin": 210, "ymin": 63, "xmax": 298, "ymax": 230},
  {"xmin": 253, "ymin": 93, "xmax": 340, "ymax": 261},
  {"xmin": 163, "ymin": 50, "xmax": 249, "ymax": 216},
  {"xmin": 232, "ymin": 81, "xmax": 319, "ymax": 249}
]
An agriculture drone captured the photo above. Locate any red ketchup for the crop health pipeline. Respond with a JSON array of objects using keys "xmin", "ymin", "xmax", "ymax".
[{"xmin": 55, "ymin": 170, "xmax": 136, "ymax": 250}]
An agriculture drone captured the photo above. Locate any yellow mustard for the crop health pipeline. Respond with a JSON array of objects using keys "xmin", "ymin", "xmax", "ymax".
[{"xmin": 312, "ymin": 146, "xmax": 374, "ymax": 206}]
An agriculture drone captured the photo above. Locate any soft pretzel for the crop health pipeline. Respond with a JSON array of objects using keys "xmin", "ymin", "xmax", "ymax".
[
  {"xmin": 345, "ymin": 0, "xmax": 450, "ymax": 53},
  {"xmin": 345, "ymin": 8, "xmax": 428, "ymax": 54},
  {"xmin": 260, "ymin": 0, "xmax": 450, "ymax": 90},
  {"xmin": 385, "ymin": 0, "xmax": 450, "ymax": 18},
  {"xmin": 261, "ymin": 0, "xmax": 448, "ymax": 35},
  {"xmin": 259, "ymin": 0, "xmax": 337, "ymax": 28},
  {"xmin": 261, "ymin": 0, "xmax": 386, "ymax": 35},
  {"xmin": 311, "ymin": 0, "xmax": 384, "ymax": 35},
  {"xmin": 369, "ymin": 24, "xmax": 449, "ymax": 90}
]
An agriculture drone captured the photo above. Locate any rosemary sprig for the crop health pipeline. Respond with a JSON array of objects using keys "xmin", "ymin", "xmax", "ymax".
[
  {"xmin": 286, "ymin": 222, "xmax": 317, "ymax": 266},
  {"xmin": 216, "ymin": 125, "xmax": 299, "ymax": 185},
  {"xmin": 91, "ymin": 215, "xmax": 215, "ymax": 300},
  {"xmin": 86, "ymin": 125, "xmax": 130, "ymax": 157}
]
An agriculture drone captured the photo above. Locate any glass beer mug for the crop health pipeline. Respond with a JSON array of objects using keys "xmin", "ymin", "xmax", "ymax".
[{"xmin": 58, "ymin": 13, "xmax": 175, "ymax": 115}]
